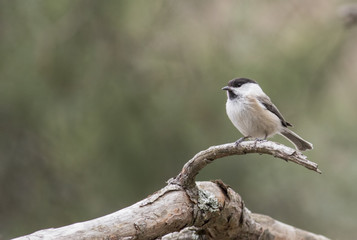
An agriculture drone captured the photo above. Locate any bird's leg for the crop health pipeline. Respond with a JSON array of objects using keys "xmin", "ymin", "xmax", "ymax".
[
  {"xmin": 235, "ymin": 136, "xmax": 249, "ymax": 146},
  {"xmin": 254, "ymin": 134, "xmax": 268, "ymax": 147}
]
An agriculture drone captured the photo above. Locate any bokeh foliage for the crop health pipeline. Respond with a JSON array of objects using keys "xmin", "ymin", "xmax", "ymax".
[{"xmin": 1, "ymin": 1, "xmax": 357, "ymax": 239}]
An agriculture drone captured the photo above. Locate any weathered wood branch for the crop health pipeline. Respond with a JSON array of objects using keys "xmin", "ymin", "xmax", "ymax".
[
  {"xmin": 170, "ymin": 141, "xmax": 320, "ymax": 190},
  {"xmin": 14, "ymin": 184, "xmax": 192, "ymax": 240},
  {"xmin": 13, "ymin": 141, "xmax": 327, "ymax": 240},
  {"xmin": 13, "ymin": 181, "xmax": 329, "ymax": 240}
]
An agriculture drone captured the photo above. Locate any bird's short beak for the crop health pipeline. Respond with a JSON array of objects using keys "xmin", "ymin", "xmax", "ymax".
[{"xmin": 222, "ymin": 86, "xmax": 231, "ymax": 91}]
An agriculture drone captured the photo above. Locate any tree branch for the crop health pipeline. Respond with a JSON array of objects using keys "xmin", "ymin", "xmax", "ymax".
[
  {"xmin": 13, "ymin": 181, "xmax": 329, "ymax": 240},
  {"xmin": 171, "ymin": 141, "xmax": 320, "ymax": 190},
  {"xmin": 13, "ymin": 184, "xmax": 192, "ymax": 240},
  {"xmin": 13, "ymin": 141, "xmax": 326, "ymax": 240}
]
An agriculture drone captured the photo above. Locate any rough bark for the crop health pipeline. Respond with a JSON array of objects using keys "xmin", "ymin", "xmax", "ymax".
[{"xmin": 13, "ymin": 141, "xmax": 328, "ymax": 240}]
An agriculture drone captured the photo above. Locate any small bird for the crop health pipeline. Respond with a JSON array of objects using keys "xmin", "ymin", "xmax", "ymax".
[{"xmin": 222, "ymin": 78, "xmax": 313, "ymax": 151}]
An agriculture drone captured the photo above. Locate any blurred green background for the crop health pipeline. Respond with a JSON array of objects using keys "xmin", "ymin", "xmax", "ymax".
[{"xmin": 1, "ymin": 0, "xmax": 357, "ymax": 239}]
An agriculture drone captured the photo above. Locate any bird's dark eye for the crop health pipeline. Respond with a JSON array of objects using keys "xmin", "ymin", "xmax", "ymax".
[{"xmin": 231, "ymin": 82, "xmax": 243, "ymax": 88}]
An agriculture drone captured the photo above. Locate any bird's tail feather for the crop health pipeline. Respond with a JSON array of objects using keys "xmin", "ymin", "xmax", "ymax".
[{"xmin": 280, "ymin": 128, "xmax": 313, "ymax": 151}]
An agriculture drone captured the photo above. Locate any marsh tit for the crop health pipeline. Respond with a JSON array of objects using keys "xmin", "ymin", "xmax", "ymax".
[{"xmin": 222, "ymin": 78, "xmax": 313, "ymax": 151}]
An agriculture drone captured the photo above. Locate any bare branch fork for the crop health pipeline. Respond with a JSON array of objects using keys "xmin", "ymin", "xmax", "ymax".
[
  {"xmin": 14, "ymin": 141, "xmax": 328, "ymax": 240},
  {"xmin": 168, "ymin": 140, "xmax": 321, "ymax": 204}
]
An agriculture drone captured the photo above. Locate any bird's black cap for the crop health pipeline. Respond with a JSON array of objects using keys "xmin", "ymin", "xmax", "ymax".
[{"xmin": 228, "ymin": 78, "xmax": 257, "ymax": 88}]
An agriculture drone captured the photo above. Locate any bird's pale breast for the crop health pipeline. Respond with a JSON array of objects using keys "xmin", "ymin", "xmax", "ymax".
[{"xmin": 226, "ymin": 96, "xmax": 281, "ymax": 138}]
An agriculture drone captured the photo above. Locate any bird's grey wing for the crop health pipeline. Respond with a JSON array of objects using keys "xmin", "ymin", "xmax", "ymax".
[{"xmin": 257, "ymin": 96, "xmax": 292, "ymax": 127}]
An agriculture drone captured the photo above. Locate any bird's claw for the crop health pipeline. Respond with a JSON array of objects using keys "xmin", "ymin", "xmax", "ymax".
[
  {"xmin": 254, "ymin": 138, "xmax": 267, "ymax": 148},
  {"xmin": 235, "ymin": 136, "xmax": 248, "ymax": 147}
]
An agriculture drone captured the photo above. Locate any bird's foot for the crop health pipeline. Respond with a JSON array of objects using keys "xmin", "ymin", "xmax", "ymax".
[
  {"xmin": 254, "ymin": 138, "xmax": 267, "ymax": 148},
  {"xmin": 235, "ymin": 136, "xmax": 249, "ymax": 147}
]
